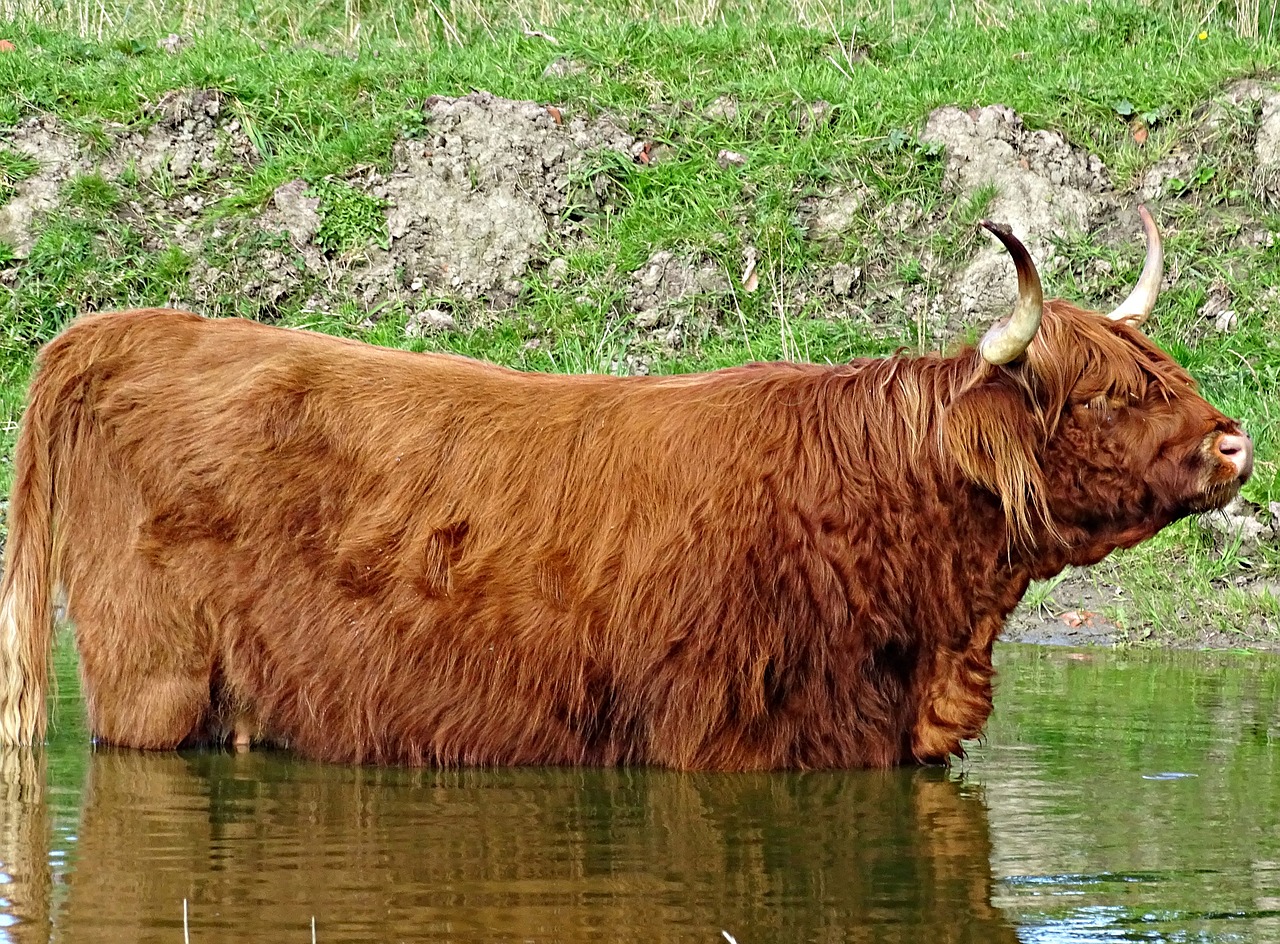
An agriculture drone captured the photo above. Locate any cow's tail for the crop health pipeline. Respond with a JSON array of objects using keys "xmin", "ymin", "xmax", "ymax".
[{"xmin": 0, "ymin": 363, "xmax": 60, "ymax": 747}]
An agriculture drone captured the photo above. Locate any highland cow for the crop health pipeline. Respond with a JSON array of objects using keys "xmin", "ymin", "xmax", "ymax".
[{"xmin": 0, "ymin": 208, "xmax": 1254, "ymax": 770}]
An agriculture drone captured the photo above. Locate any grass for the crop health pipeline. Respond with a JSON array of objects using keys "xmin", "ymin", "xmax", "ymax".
[
  {"xmin": 0, "ymin": 0, "xmax": 1278, "ymax": 642},
  {"xmin": 0, "ymin": 145, "xmax": 40, "ymax": 205},
  {"xmin": 309, "ymin": 178, "xmax": 389, "ymax": 253}
]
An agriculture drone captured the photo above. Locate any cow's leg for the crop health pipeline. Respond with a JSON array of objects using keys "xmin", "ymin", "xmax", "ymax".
[
  {"xmin": 910, "ymin": 625, "xmax": 999, "ymax": 764},
  {"xmin": 65, "ymin": 579, "xmax": 214, "ymax": 751},
  {"xmin": 54, "ymin": 443, "xmax": 217, "ymax": 750},
  {"xmin": 81, "ymin": 664, "xmax": 209, "ymax": 750}
]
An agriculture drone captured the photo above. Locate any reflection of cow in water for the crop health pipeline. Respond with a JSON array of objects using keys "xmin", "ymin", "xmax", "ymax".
[
  {"xmin": 0, "ymin": 208, "xmax": 1254, "ymax": 769},
  {"xmin": 0, "ymin": 747, "xmax": 1019, "ymax": 943},
  {"xmin": 0, "ymin": 750, "xmax": 49, "ymax": 944}
]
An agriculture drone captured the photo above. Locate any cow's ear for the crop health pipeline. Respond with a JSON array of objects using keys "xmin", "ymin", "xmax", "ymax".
[{"xmin": 941, "ymin": 382, "xmax": 1045, "ymax": 539}]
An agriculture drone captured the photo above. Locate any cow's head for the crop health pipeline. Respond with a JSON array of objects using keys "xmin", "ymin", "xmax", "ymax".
[{"xmin": 942, "ymin": 207, "xmax": 1253, "ymax": 568}]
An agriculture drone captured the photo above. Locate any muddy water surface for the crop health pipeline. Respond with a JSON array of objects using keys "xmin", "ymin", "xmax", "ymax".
[{"xmin": 2, "ymin": 640, "xmax": 1279, "ymax": 943}]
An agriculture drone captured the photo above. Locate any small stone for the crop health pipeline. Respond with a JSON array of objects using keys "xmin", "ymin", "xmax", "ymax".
[
  {"xmin": 1199, "ymin": 496, "xmax": 1268, "ymax": 549},
  {"xmin": 703, "ymin": 96, "xmax": 739, "ymax": 122},
  {"xmin": 647, "ymin": 144, "xmax": 675, "ymax": 165},
  {"xmin": 546, "ymin": 257, "xmax": 569, "ymax": 284},
  {"xmin": 1198, "ymin": 280, "xmax": 1235, "ymax": 333},
  {"xmin": 271, "ymin": 179, "xmax": 322, "ymax": 246},
  {"xmin": 405, "ymin": 308, "xmax": 458, "ymax": 337},
  {"xmin": 797, "ymin": 99, "xmax": 834, "ymax": 132},
  {"xmin": 804, "ymin": 187, "xmax": 868, "ymax": 240},
  {"xmin": 717, "ymin": 149, "xmax": 747, "ymax": 168},
  {"xmin": 830, "ymin": 263, "xmax": 860, "ymax": 296},
  {"xmin": 168, "ymin": 142, "xmax": 196, "ymax": 179},
  {"xmin": 542, "ymin": 57, "xmax": 586, "ymax": 78}
]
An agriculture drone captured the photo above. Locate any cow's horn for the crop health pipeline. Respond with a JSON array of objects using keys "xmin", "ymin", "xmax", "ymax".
[
  {"xmin": 978, "ymin": 220, "xmax": 1044, "ymax": 365},
  {"xmin": 1105, "ymin": 204, "xmax": 1163, "ymax": 326}
]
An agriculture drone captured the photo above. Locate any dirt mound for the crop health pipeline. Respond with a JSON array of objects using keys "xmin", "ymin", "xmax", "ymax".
[
  {"xmin": 134, "ymin": 89, "xmax": 257, "ymax": 181},
  {"xmin": 372, "ymin": 92, "xmax": 639, "ymax": 306},
  {"xmin": 0, "ymin": 116, "xmax": 87, "ymax": 257},
  {"xmin": 1, "ymin": 89, "xmax": 259, "ymax": 259},
  {"xmin": 2, "ymin": 89, "xmax": 646, "ymax": 321},
  {"xmin": 920, "ymin": 104, "xmax": 1113, "ymax": 321},
  {"xmin": 626, "ymin": 250, "xmax": 730, "ymax": 348},
  {"xmin": 101, "ymin": 88, "xmax": 260, "ymax": 205},
  {"xmin": 1141, "ymin": 79, "xmax": 1280, "ymax": 205},
  {"xmin": 245, "ymin": 91, "xmax": 645, "ymax": 315},
  {"xmin": 5, "ymin": 85, "xmax": 1280, "ymax": 350},
  {"xmin": 789, "ymin": 89, "xmax": 1279, "ymax": 383},
  {"xmin": 795, "ymin": 105, "xmax": 1129, "ymax": 341}
]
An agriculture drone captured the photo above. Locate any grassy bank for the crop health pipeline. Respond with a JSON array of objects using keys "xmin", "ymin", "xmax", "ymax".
[{"xmin": 0, "ymin": 0, "xmax": 1277, "ymax": 644}]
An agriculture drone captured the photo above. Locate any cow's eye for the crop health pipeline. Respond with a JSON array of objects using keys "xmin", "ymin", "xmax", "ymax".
[{"xmin": 1078, "ymin": 399, "xmax": 1117, "ymax": 427}]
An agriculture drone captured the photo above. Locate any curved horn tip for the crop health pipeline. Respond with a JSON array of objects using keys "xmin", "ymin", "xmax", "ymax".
[
  {"xmin": 1136, "ymin": 203, "xmax": 1161, "ymax": 238},
  {"xmin": 976, "ymin": 219, "xmax": 1045, "ymax": 365},
  {"xmin": 1106, "ymin": 204, "xmax": 1164, "ymax": 324}
]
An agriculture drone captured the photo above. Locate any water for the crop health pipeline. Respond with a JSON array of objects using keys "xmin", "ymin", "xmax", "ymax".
[{"xmin": 2, "ymin": 639, "xmax": 1279, "ymax": 943}]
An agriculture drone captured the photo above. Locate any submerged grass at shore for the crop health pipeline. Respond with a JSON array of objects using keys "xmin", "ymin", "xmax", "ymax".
[{"xmin": 0, "ymin": 0, "xmax": 1277, "ymax": 642}]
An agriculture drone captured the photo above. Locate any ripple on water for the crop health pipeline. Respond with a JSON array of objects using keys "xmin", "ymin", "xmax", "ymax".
[{"xmin": 0, "ymin": 641, "xmax": 1275, "ymax": 943}]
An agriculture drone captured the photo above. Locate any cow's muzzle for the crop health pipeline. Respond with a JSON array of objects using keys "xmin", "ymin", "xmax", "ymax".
[{"xmin": 1215, "ymin": 432, "xmax": 1254, "ymax": 482}]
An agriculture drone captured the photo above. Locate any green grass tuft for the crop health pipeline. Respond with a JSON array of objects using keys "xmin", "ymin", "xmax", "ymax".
[{"xmin": 309, "ymin": 178, "xmax": 390, "ymax": 253}]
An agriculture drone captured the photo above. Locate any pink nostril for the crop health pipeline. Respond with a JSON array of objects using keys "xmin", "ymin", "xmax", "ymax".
[{"xmin": 1216, "ymin": 433, "xmax": 1254, "ymax": 479}]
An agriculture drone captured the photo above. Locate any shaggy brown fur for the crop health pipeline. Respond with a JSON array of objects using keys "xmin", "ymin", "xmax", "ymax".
[{"xmin": 0, "ymin": 298, "xmax": 1250, "ymax": 770}]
